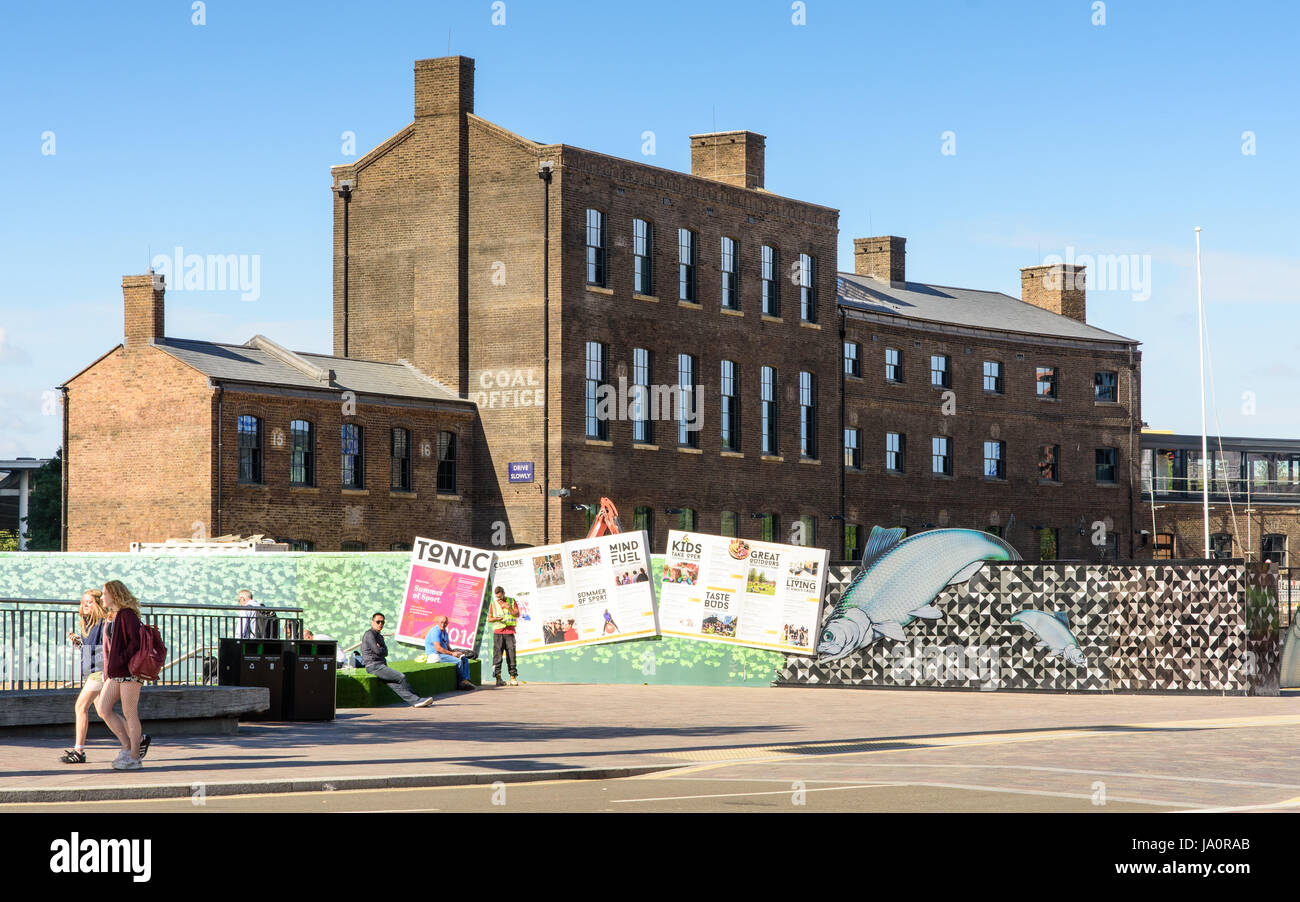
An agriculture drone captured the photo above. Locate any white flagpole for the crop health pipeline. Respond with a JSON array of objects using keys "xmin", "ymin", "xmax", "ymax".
[{"xmin": 1195, "ymin": 227, "xmax": 1210, "ymax": 558}]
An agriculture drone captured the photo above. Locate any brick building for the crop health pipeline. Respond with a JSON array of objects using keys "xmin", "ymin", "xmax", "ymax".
[
  {"xmin": 61, "ymin": 275, "xmax": 475, "ymax": 551},
  {"xmin": 1140, "ymin": 431, "xmax": 1300, "ymax": 566},
  {"xmin": 329, "ymin": 55, "xmax": 1142, "ymax": 559}
]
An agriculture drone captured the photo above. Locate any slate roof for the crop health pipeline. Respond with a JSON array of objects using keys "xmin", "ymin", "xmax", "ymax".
[
  {"xmin": 152, "ymin": 338, "xmax": 466, "ymax": 403},
  {"xmin": 836, "ymin": 272, "xmax": 1137, "ymax": 345}
]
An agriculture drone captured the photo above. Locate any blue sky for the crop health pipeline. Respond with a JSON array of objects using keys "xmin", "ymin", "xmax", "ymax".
[{"xmin": 2, "ymin": 0, "xmax": 1297, "ymax": 458}]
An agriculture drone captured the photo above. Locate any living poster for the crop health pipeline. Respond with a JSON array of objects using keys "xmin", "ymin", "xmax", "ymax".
[
  {"xmin": 489, "ymin": 530, "xmax": 658, "ymax": 656},
  {"xmin": 658, "ymin": 530, "xmax": 829, "ymax": 654},
  {"xmin": 395, "ymin": 537, "xmax": 494, "ymax": 651}
]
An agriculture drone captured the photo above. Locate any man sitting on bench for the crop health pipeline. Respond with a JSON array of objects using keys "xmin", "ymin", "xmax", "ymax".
[
  {"xmin": 424, "ymin": 615, "xmax": 476, "ymax": 691},
  {"xmin": 361, "ymin": 613, "xmax": 433, "ymax": 708}
]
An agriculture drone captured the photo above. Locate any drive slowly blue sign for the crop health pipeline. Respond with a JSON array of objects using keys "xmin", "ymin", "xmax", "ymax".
[{"xmin": 508, "ymin": 461, "xmax": 534, "ymax": 483}]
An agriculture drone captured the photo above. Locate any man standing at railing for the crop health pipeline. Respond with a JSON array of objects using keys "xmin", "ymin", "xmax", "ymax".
[{"xmin": 236, "ymin": 589, "xmax": 261, "ymax": 639}]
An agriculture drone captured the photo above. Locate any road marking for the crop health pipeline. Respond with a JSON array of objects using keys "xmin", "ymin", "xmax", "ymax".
[
  {"xmin": 612, "ymin": 782, "xmax": 900, "ymax": 804},
  {"xmin": 1182, "ymin": 794, "xmax": 1300, "ymax": 814}
]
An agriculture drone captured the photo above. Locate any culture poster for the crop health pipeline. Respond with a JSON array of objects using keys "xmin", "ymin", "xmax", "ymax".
[
  {"xmin": 489, "ymin": 530, "xmax": 657, "ymax": 656},
  {"xmin": 658, "ymin": 531, "xmax": 828, "ymax": 654},
  {"xmin": 395, "ymin": 537, "xmax": 494, "ymax": 651}
]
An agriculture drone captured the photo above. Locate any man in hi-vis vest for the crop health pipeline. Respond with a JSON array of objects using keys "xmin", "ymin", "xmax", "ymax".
[{"xmin": 487, "ymin": 585, "xmax": 521, "ymax": 687}]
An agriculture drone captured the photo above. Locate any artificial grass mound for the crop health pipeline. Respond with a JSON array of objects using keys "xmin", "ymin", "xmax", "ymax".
[{"xmin": 336, "ymin": 657, "xmax": 482, "ymax": 707}]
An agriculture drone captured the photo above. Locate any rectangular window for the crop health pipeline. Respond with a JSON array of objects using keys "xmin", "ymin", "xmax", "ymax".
[
  {"xmin": 1094, "ymin": 370, "xmax": 1118, "ymax": 402},
  {"xmin": 632, "ymin": 348, "xmax": 653, "ymax": 444},
  {"xmin": 678, "ymin": 353, "xmax": 698, "ymax": 448},
  {"xmin": 390, "ymin": 427, "xmax": 411, "ymax": 491},
  {"xmin": 341, "ymin": 424, "xmax": 364, "ymax": 489},
  {"xmin": 930, "ymin": 354, "xmax": 951, "ymax": 388},
  {"xmin": 1038, "ymin": 444, "xmax": 1061, "ymax": 482},
  {"xmin": 885, "ymin": 347, "xmax": 902, "ymax": 382},
  {"xmin": 1154, "ymin": 533, "xmax": 1176, "ymax": 559},
  {"xmin": 1096, "ymin": 447, "xmax": 1118, "ymax": 483},
  {"xmin": 844, "ymin": 342, "xmax": 860, "ymax": 377},
  {"xmin": 1263, "ymin": 534, "xmax": 1287, "ymax": 566},
  {"xmin": 720, "ymin": 359, "xmax": 739, "ymax": 452},
  {"xmin": 437, "ymin": 431, "xmax": 458, "ymax": 494},
  {"xmin": 720, "ymin": 236, "xmax": 738, "ymax": 309},
  {"xmin": 886, "ymin": 432, "xmax": 904, "ymax": 473},
  {"xmin": 390, "ymin": 542, "xmax": 412, "ymax": 552},
  {"xmin": 1039, "ymin": 527, "xmax": 1060, "ymax": 561},
  {"xmin": 844, "ymin": 524, "xmax": 861, "ymax": 562},
  {"xmin": 932, "ymin": 436, "xmax": 952, "ymax": 476},
  {"xmin": 1036, "ymin": 366, "xmax": 1058, "ymax": 398},
  {"xmin": 799, "ymin": 372, "xmax": 817, "ymax": 458},
  {"xmin": 720, "ymin": 511, "xmax": 737, "ymax": 538},
  {"xmin": 678, "ymin": 228, "xmax": 697, "ymax": 302},
  {"xmin": 288, "ymin": 539, "xmax": 315, "ymax": 552},
  {"xmin": 633, "ymin": 218, "xmax": 653, "ymax": 295},
  {"xmin": 290, "ymin": 420, "xmax": 315, "ymax": 487},
  {"xmin": 634, "ymin": 506, "xmax": 654, "ymax": 550},
  {"xmin": 798, "ymin": 515, "xmax": 815, "ymax": 547},
  {"xmin": 983, "ymin": 360, "xmax": 1003, "ymax": 394},
  {"xmin": 1209, "ymin": 533, "xmax": 1232, "ymax": 559},
  {"xmin": 237, "ymin": 415, "xmax": 262, "ymax": 484},
  {"xmin": 799, "ymin": 253, "xmax": 817, "ymax": 322},
  {"xmin": 759, "ymin": 513, "xmax": 779, "ymax": 543},
  {"xmin": 585, "ymin": 208, "xmax": 606, "ymax": 287},
  {"xmin": 983, "ymin": 440, "xmax": 1005, "ymax": 479},
  {"xmin": 844, "ymin": 428, "xmax": 861, "ymax": 469},
  {"xmin": 761, "ymin": 366, "xmax": 778, "ymax": 456},
  {"xmin": 341, "ymin": 541, "xmax": 367, "ymax": 552},
  {"xmin": 761, "ymin": 245, "xmax": 780, "ymax": 316},
  {"xmin": 585, "ymin": 341, "xmax": 608, "ymax": 440},
  {"xmin": 678, "ymin": 509, "xmax": 697, "ymax": 531}
]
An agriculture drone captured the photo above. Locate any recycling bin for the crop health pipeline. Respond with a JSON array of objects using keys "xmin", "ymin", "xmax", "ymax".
[
  {"xmin": 218, "ymin": 638, "xmax": 288, "ymax": 721},
  {"xmin": 286, "ymin": 640, "xmax": 337, "ymax": 721}
]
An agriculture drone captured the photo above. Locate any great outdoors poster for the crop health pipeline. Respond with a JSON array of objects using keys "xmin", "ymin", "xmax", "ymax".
[
  {"xmin": 395, "ymin": 537, "xmax": 494, "ymax": 651},
  {"xmin": 657, "ymin": 530, "xmax": 829, "ymax": 654},
  {"xmin": 489, "ymin": 530, "xmax": 658, "ymax": 656}
]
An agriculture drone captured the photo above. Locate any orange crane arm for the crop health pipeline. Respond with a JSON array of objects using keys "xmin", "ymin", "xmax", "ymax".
[{"xmin": 585, "ymin": 497, "xmax": 623, "ymax": 538}]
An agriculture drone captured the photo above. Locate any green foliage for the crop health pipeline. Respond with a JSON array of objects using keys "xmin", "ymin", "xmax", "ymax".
[
  {"xmin": 0, "ymin": 531, "xmax": 18, "ymax": 552},
  {"xmin": 336, "ymin": 658, "xmax": 480, "ymax": 706},
  {"xmin": 1245, "ymin": 586, "xmax": 1280, "ymax": 640},
  {"xmin": 25, "ymin": 450, "xmax": 62, "ymax": 551}
]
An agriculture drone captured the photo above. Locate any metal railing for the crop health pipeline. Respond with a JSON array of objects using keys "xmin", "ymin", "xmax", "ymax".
[
  {"xmin": 0, "ymin": 599, "xmax": 304, "ymax": 691},
  {"xmin": 1142, "ymin": 474, "xmax": 1300, "ymax": 500}
]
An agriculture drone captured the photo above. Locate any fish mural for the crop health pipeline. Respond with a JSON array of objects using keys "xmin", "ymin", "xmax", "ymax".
[
  {"xmin": 1010, "ymin": 609, "xmax": 1088, "ymax": 667},
  {"xmin": 817, "ymin": 526, "xmax": 1021, "ymax": 662}
]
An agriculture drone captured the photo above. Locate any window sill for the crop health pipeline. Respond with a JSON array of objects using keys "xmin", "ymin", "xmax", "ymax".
[
  {"xmin": 885, "ymin": 379, "xmax": 905, "ymax": 386},
  {"xmin": 800, "ymin": 321, "xmax": 822, "ymax": 330},
  {"xmin": 1094, "ymin": 400, "xmax": 1121, "ymax": 406},
  {"xmin": 389, "ymin": 490, "xmax": 417, "ymax": 498},
  {"xmin": 761, "ymin": 315, "xmax": 784, "ymax": 323},
  {"xmin": 799, "ymin": 457, "xmax": 821, "ymax": 465},
  {"xmin": 1037, "ymin": 396, "xmax": 1060, "ymax": 402},
  {"xmin": 932, "ymin": 473, "xmax": 954, "ymax": 480},
  {"xmin": 678, "ymin": 446, "xmax": 703, "ymax": 455},
  {"xmin": 720, "ymin": 308, "xmax": 744, "ymax": 317},
  {"xmin": 761, "ymin": 455, "xmax": 784, "ymax": 463},
  {"xmin": 930, "ymin": 384, "xmax": 953, "ymax": 391},
  {"xmin": 587, "ymin": 285, "xmax": 614, "ymax": 296},
  {"xmin": 884, "ymin": 469, "xmax": 905, "ymax": 477},
  {"xmin": 633, "ymin": 443, "xmax": 659, "ymax": 451},
  {"xmin": 435, "ymin": 493, "xmax": 462, "ymax": 501},
  {"xmin": 677, "ymin": 300, "xmax": 702, "ymax": 310},
  {"xmin": 1096, "ymin": 481, "xmax": 1120, "ymax": 488},
  {"xmin": 984, "ymin": 477, "xmax": 1008, "ymax": 483},
  {"xmin": 290, "ymin": 486, "xmax": 320, "ymax": 494},
  {"xmin": 846, "ymin": 374, "xmax": 863, "ymax": 382},
  {"xmin": 720, "ymin": 450, "xmax": 744, "ymax": 458},
  {"xmin": 984, "ymin": 390, "xmax": 1005, "ymax": 397},
  {"xmin": 1037, "ymin": 480, "xmax": 1063, "ymax": 487},
  {"xmin": 585, "ymin": 439, "xmax": 613, "ymax": 448},
  {"xmin": 341, "ymin": 488, "xmax": 369, "ymax": 496},
  {"xmin": 236, "ymin": 481, "xmax": 268, "ymax": 489},
  {"xmin": 633, "ymin": 293, "xmax": 659, "ymax": 303}
]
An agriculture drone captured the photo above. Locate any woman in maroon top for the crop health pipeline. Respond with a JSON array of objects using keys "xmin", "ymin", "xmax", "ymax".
[{"xmin": 94, "ymin": 580, "xmax": 150, "ymax": 770}]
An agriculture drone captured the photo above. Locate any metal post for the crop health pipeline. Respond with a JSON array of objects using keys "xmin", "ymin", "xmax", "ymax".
[{"xmin": 17, "ymin": 470, "xmax": 28, "ymax": 551}]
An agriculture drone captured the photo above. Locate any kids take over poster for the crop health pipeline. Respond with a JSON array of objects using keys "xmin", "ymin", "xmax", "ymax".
[
  {"xmin": 489, "ymin": 530, "xmax": 658, "ymax": 656},
  {"xmin": 657, "ymin": 531, "xmax": 829, "ymax": 654},
  {"xmin": 395, "ymin": 537, "xmax": 495, "ymax": 651}
]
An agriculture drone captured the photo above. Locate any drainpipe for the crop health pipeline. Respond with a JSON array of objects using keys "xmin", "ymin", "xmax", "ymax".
[
  {"xmin": 538, "ymin": 160, "xmax": 553, "ymax": 544},
  {"xmin": 336, "ymin": 181, "xmax": 354, "ymax": 358},
  {"xmin": 838, "ymin": 307, "xmax": 847, "ymax": 559},
  {"xmin": 59, "ymin": 384, "xmax": 68, "ymax": 551},
  {"xmin": 215, "ymin": 383, "xmax": 224, "ymax": 537}
]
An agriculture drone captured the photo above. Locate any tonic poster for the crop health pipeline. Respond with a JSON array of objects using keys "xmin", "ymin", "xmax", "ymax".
[
  {"xmin": 395, "ymin": 537, "xmax": 494, "ymax": 651},
  {"xmin": 658, "ymin": 530, "xmax": 829, "ymax": 653},
  {"xmin": 489, "ymin": 530, "xmax": 658, "ymax": 656}
]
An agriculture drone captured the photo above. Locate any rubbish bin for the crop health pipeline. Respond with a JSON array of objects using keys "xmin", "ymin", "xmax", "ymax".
[
  {"xmin": 218, "ymin": 638, "xmax": 288, "ymax": 721},
  {"xmin": 286, "ymin": 640, "xmax": 337, "ymax": 721}
]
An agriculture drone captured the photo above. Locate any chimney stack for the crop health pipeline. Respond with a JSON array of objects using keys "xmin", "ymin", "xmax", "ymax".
[
  {"xmin": 414, "ymin": 55, "xmax": 474, "ymax": 119},
  {"xmin": 853, "ymin": 236, "xmax": 906, "ymax": 286},
  {"xmin": 1020, "ymin": 264, "xmax": 1086, "ymax": 322},
  {"xmin": 123, "ymin": 273, "xmax": 164, "ymax": 349},
  {"xmin": 690, "ymin": 131, "xmax": 765, "ymax": 189}
]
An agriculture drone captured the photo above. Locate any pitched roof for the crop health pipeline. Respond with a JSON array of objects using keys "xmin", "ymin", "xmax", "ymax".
[
  {"xmin": 152, "ymin": 337, "xmax": 468, "ymax": 404},
  {"xmin": 836, "ymin": 273, "xmax": 1137, "ymax": 345}
]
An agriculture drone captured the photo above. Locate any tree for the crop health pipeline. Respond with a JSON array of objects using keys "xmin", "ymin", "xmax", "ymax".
[{"xmin": 24, "ymin": 449, "xmax": 62, "ymax": 551}]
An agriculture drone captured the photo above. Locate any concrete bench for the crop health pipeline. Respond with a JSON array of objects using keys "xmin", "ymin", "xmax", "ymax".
[
  {"xmin": 337, "ymin": 659, "xmax": 481, "ymax": 707},
  {"xmin": 0, "ymin": 686, "xmax": 270, "ymax": 738}
]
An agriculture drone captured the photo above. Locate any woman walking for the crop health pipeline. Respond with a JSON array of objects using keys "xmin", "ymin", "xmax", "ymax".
[
  {"xmin": 95, "ymin": 580, "xmax": 151, "ymax": 770},
  {"xmin": 59, "ymin": 589, "xmax": 108, "ymax": 763}
]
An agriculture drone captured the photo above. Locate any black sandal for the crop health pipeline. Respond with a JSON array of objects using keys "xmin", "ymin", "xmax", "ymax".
[
  {"xmin": 60, "ymin": 749, "xmax": 86, "ymax": 764},
  {"xmin": 138, "ymin": 734, "xmax": 151, "ymax": 760}
]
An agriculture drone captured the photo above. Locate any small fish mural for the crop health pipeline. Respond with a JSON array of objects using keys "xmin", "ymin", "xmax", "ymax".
[
  {"xmin": 1011, "ymin": 609, "xmax": 1088, "ymax": 668},
  {"xmin": 817, "ymin": 526, "xmax": 1021, "ymax": 662}
]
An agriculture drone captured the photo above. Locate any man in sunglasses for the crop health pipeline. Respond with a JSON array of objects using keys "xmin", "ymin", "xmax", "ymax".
[{"xmin": 362, "ymin": 613, "xmax": 433, "ymax": 708}]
